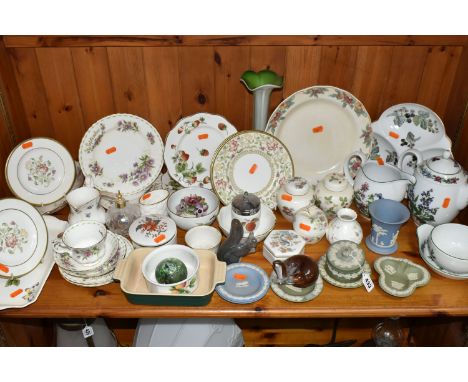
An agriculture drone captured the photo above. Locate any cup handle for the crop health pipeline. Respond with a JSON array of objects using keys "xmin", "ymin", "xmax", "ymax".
[
  {"xmin": 399, "ymin": 149, "xmax": 423, "ymax": 173},
  {"xmin": 52, "ymin": 239, "xmax": 69, "ymax": 254},
  {"xmin": 343, "ymin": 150, "xmax": 366, "ymax": 184}
]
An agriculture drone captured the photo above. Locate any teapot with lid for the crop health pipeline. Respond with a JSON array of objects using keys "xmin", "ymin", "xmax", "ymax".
[{"xmin": 401, "ymin": 149, "xmax": 468, "ymax": 226}]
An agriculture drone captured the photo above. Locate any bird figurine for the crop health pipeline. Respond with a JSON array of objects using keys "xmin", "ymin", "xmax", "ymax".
[{"xmin": 217, "ymin": 219, "xmax": 258, "ymax": 264}]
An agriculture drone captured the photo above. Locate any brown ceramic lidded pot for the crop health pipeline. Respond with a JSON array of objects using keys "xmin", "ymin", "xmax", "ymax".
[{"xmin": 273, "ymin": 255, "xmax": 319, "ymax": 288}]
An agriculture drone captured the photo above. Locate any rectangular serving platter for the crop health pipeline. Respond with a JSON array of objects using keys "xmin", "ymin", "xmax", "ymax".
[{"xmin": 113, "ymin": 247, "xmax": 226, "ymax": 306}]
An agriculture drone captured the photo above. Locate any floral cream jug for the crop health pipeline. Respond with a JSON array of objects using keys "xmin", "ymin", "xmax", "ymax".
[
  {"xmin": 344, "ymin": 151, "xmax": 416, "ymax": 217},
  {"xmin": 66, "ymin": 186, "xmax": 106, "ymax": 225},
  {"xmin": 315, "ymin": 173, "xmax": 353, "ymax": 217},
  {"xmin": 401, "ymin": 150, "xmax": 468, "ymax": 226},
  {"xmin": 276, "ymin": 177, "xmax": 314, "ymax": 222}
]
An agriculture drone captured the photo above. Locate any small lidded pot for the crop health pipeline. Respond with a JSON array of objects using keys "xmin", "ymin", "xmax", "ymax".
[
  {"xmin": 326, "ymin": 208, "xmax": 363, "ymax": 245},
  {"xmin": 324, "ymin": 240, "xmax": 366, "ymax": 284},
  {"xmin": 129, "ymin": 215, "xmax": 177, "ymax": 248},
  {"xmin": 263, "ymin": 230, "xmax": 306, "ymax": 264},
  {"xmin": 231, "ymin": 192, "xmax": 261, "ymax": 235},
  {"xmin": 293, "ymin": 205, "xmax": 328, "ymax": 244},
  {"xmin": 315, "ymin": 173, "xmax": 353, "ymax": 217},
  {"xmin": 276, "ymin": 177, "xmax": 315, "ymax": 222}
]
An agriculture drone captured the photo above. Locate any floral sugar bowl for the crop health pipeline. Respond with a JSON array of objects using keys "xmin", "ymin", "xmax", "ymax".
[
  {"xmin": 263, "ymin": 230, "xmax": 306, "ymax": 264},
  {"xmin": 129, "ymin": 215, "xmax": 177, "ymax": 248},
  {"xmin": 293, "ymin": 205, "xmax": 328, "ymax": 244},
  {"xmin": 276, "ymin": 177, "xmax": 314, "ymax": 222},
  {"xmin": 402, "ymin": 150, "xmax": 468, "ymax": 226},
  {"xmin": 315, "ymin": 173, "xmax": 353, "ymax": 217},
  {"xmin": 326, "ymin": 208, "xmax": 363, "ymax": 244}
]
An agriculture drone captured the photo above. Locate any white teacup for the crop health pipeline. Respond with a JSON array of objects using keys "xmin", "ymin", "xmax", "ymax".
[
  {"xmin": 53, "ymin": 221, "xmax": 107, "ymax": 265},
  {"xmin": 139, "ymin": 189, "xmax": 169, "ymax": 216},
  {"xmin": 185, "ymin": 226, "xmax": 222, "ymax": 253}
]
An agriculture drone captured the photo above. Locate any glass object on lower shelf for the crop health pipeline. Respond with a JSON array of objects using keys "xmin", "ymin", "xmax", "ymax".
[{"xmin": 372, "ymin": 317, "xmax": 404, "ymax": 347}]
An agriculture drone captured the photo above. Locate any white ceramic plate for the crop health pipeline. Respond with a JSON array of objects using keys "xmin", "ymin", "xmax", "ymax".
[
  {"xmin": 6, "ymin": 138, "xmax": 75, "ymax": 206},
  {"xmin": 210, "ymin": 131, "xmax": 294, "ymax": 209},
  {"xmin": 164, "ymin": 113, "xmax": 237, "ymax": 188},
  {"xmin": 266, "ymin": 86, "xmax": 372, "ymax": 184},
  {"xmin": 0, "ymin": 215, "xmax": 66, "ymax": 311},
  {"xmin": 0, "ymin": 199, "xmax": 48, "ymax": 278},
  {"xmin": 79, "ymin": 114, "xmax": 164, "ymax": 198}
]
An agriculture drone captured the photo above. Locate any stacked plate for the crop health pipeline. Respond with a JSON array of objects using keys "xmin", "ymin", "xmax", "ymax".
[{"xmin": 54, "ymin": 231, "xmax": 133, "ymax": 287}]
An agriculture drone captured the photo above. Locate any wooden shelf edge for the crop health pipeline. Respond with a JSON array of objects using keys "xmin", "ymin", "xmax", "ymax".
[{"xmin": 3, "ymin": 35, "xmax": 468, "ymax": 48}]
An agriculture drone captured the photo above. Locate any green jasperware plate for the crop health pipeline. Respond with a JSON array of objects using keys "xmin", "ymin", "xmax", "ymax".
[
  {"xmin": 270, "ymin": 273, "xmax": 323, "ymax": 303},
  {"xmin": 374, "ymin": 257, "xmax": 430, "ymax": 298}
]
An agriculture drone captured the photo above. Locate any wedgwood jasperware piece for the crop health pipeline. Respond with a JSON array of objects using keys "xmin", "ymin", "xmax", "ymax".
[
  {"xmin": 114, "ymin": 248, "xmax": 226, "ymax": 306},
  {"xmin": 403, "ymin": 150, "xmax": 468, "ymax": 226},
  {"xmin": 164, "ymin": 113, "xmax": 237, "ymax": 188},
  {"xmin": 167, "ymin": 187, "xmax": 219, "ymax": 231},
  {"xmin": 185, "ymin": 226, "xmax": 222, "ymax": 253},
  {"xmin": 217, "ymin": 204, "xmax": 276, "ymax": 242},
  {"xmin": 270, "ymin": 273, "xmax": 323, "ymax": 303},
  {"xmin": 66, "ymin": 186, "xmax": 106, "ymax": 225},
  {"xmin": 129, "ymin": 215, "xmax": 177, "ymax": 248},
  {"xmin": 319, "ymin": 240, "xmax": 371, "ymax": 288},
  {"xmin": 265, "ymin": 85, "xmax": 372, "ymax": 184},
  {"xmin": 0, "ymin": 216, "xmax": 66, "ymax": 311},
  {"xmin": 216, "ymin": 219, "xmax": 257, "ymax": 265},
  {"xmin": 315, "ymin": 173, "xmax": 353, "ymax": 217},
  {"xmin": 366, "ymin": 199, "xmax": 410, "ymax": 255},
  {"xmin": 326, "ymin": 208, "xmax": 363, "ymax": 245},
  {"xmin": 263, "ymin": 230, "xmax": 306, "ymax": 264},
  {"xmin": 417, "ymin": 223, "xmax": 468, "ymax": 275},
  {"xmin": 276, "ymin": 177, "xmax": 314, "ymax": 222},
  {"xmin": 215, "ymin": 262, "xmax": 269, "ymax": 304},
  {"xmin": 241, "ymin": 69, "xmax": 283, "ymax": 131},
  {"xmin": 0, "ymin": 198, "xmax": 48, "ymax": 278},
  {"xmin": 139, "ymin": 189, "xmax": 169, "ymax": 216},
  {"xmin": 293, "ymin": 205, "xmax": 328, "ymax": 244},
  {"xmin": 231, "ymin": 192, "xmax": 261, "ymax": 235},
  {"xmin": 344, "ymin": 151, "xmax": 416, "ymax": 217},
  {"xmin": 210, "ymin": 130, "xmax": 294, "ymax": 209},
  {"xmin": 272, "ymin": 255, "xmax": 319, "ymax": 288},
  {"xmin": 141, "ymin": 245, "xmax": 200, "ymax": 295},
  {"xmin": 374, "ymin": 257, "xmax": 430, "ymax": 298},
  {"xmin": 6, "ymin": 137, "xmax": 76, "ymax": 207},
  {"xmin": 79, "ymin": 113, "xmax": 164, "ymax": 199},
  {"xmin": 372, "ymin": 103, "xmax": 451, "ymax": 171}
]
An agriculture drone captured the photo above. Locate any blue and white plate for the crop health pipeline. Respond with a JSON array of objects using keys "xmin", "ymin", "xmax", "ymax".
[{"xmin": 215, "ymin": 262, "xmax": 269, "ymax": 304}]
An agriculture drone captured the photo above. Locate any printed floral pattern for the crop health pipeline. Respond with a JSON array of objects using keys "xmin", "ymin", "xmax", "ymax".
[
  {"xmin": 407, "ymin": 185, "xmax": 438, "ymax": 224},
  {"xmin": 266, "ymin": 97, "xmax": 295, "ymax": 134},
  {"xmin": 369, "ymin": 137, "xmax": 398, "ymax": 165},
  {"xmin": 25, "ymin": 156, "xmax": 56, "ymax": 187},
  {"xmin": 176, "ymin": 195, "xmax": 209, "ymax": 217},
  {"xmin": 289, "ymin": 177, "xmax": 308, "ymax": 189},
  {"xmin": 211, "ymin": 132, "xmax": 293, "ymax": 209},
  {"xmin": 22, "ymin": 282, "xmax": 40, "ymax": 302},
  {"xmin": 267, "ymin": 231, "xmax": 303, "ymax": 254},
  {"xmin": 353, "ymin": 182, "xmax": 383, "ymax": 217},
  {"xmin": 304, "ymin": 87, "xmax": 327, "ymax": 98},
  {"xmin": 400, "ymin": 132, "xmax": 421, "ymax": 149},
  {"xmin": 0, "ymin": 221, "xmax": 28, "ymax": 255},
  {"xmin": 330, "ymin": 88, "xmax": 369, "ymax": 118},
  {"xmin": 387, "ymin": 107, "xmax": 439, "ymax": 133},
  {"xmin": 420, "ymin": 166, "xmax": 460, "ymax": 184},
  {"xmin": 88, "ymin": 161, "xmax": 103, "ymax": 176},
  {"xmin": 171, "ymin": 276, "xmax": 197, "ymax": 294},
  {"xmin": 117, "ymin": 120, "xmax": 139, "ymax": 132},
  {"xmin": 119, "ymin": 154, "xmax": 155, "ymax": 187},
  {"xmin": 316, "ymin": 195, "xmax": 350, "ymax": 217},
  {"xmin": 135, "ymin": 217, "xmax": 168, "ymax": 238},
  {"xmin": 280, "ymin": 206, "xmax": 295, "ymax": 219},
  {"xmin": 172, "ymin": 150, "xmax": 207, "ymax": 185},
  {"xmin": 146, "ymin": 132, "xmax": 155, "ymax": 145},
  {"xmin": 83, "ymin": 124, "xmax": 105, "ymax": 154}
]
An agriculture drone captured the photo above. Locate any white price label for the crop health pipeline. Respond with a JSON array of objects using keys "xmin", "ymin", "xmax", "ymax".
[
  {"xmin": 82, "ymin": 325, "xmax": 94, "ymax": 339},
  {"xmin": 362, "ymin": 273, "xmax": 374, "ymax": 293}
]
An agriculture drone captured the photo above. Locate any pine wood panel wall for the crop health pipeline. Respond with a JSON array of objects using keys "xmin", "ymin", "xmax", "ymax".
[{"xmin": 1, "ymin": 36, "xmax": 467, "ymax": 207}]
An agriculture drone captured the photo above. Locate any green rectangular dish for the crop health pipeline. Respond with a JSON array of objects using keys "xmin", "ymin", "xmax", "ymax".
[{"xmin": 113, "ymin": 247, "xmax": 226, "ymax": 306}]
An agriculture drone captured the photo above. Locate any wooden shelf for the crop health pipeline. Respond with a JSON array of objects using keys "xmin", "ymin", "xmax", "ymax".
[{"xmin": 1, "ymin": 211, "xmax": 467, "ymax": 319}]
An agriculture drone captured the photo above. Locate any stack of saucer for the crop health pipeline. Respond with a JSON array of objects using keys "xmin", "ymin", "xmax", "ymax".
[
  {"xmin": 53, "ymin": 221, "xmax": 133, "ymax": 287},
  {"xmin": 319, "ymin": 240, "xmax": 371, "ymax": 289}
]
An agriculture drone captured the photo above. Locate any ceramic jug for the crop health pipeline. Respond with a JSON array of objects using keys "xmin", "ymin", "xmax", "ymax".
[
  {"xmin": 273, "ymin": 255, "xmax": 319, "ymax": 288},
  {"xmin": 66, "ymin": 186, "xmax": 106, "ymax": 225},
  {"xmin": 344, "ymin": 151, "xmax": 416, "ymax": 217},
  {"xmin": 401, "ymin": 150, "xmax": 468, "ymax": 226}
]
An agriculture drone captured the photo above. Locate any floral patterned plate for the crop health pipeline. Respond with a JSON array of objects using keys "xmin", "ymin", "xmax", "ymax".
[
  {"xmin": 79, "ymin": 114, "xmax": 164, "ymax": 198},
  {"xmin": 0, "ymin": 199, "xmax": 48, "ymax": 278},
  {"xmin": 0, "ymin": 215, "xmax": 66, "ymax": 311},
  {"xmin": 372, "ymin": 103, "xmax": 452, "ymax": 171},
  {"xmin": 6, "ymin": 138, "xmax": 75, "ymax": 206},
  {"xmin": 210, "ymin": 131, "xmax": 294, "ymax": 209},
  {"xmin": 164, "ymin": 113, "xmax": 237, "ymax": 188},
  {"xmin": 265, "ymin": 86, "xmax": 372, "ymax": 184}
]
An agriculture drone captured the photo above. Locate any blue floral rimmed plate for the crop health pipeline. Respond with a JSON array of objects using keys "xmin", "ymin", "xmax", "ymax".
[{"xmin": 215, "ymin": 262, "xmax": 269, "ymax": 304}]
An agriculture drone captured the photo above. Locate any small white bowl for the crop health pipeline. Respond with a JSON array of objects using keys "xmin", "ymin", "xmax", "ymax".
[
  {"xmin": 167, "ymin": 187, "xmax": 219, "ymax": 230},
  {"xmin": 185, "ymin": 226, "xmax": 222, "ymax": 253},
  {"xmin": 139, "ymin": 189, "xmax": 169, "ymax": 216},
  {"xmin": 141, "ymin": 245, "xmax": 200, "ymax": 294}
]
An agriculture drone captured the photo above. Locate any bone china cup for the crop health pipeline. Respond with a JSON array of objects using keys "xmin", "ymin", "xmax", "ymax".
[
  {"xmin": 185, "ymin": 226, "xmax": 222, "ymax": 253},
  {"xmin": 417, "ymin": 223, "xmax": 468, "ymax": 274},
  {"xmin": 139, "ymin": 189, "xmax": 169, "ymax": 216}
]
